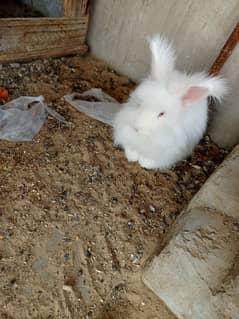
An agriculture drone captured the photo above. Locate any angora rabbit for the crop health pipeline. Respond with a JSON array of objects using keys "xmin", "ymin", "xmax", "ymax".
[{"xmin": 113, "ymin": 34, "xmax": 227, "ymax": 169}]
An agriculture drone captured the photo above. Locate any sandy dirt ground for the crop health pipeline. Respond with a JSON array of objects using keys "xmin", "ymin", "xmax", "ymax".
[{"xmin": 0, "ymin": 56, "xmax": 228, "ymax": 319}]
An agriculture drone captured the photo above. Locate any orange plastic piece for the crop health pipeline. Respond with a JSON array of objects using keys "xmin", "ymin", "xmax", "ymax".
[{"xmin": 0, "ymin": 87, "xmax": 9, "ymax": 98}]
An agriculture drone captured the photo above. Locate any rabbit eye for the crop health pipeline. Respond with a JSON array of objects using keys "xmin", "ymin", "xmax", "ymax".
[{"xmin": 158, "ymin": 112, "xmax": 165, "ymax": 118}]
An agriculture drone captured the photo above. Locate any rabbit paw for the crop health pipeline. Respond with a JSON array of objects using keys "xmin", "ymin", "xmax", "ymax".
[
  {"xmin": 125, "ymin": 148, "xmax": 139, "ymax": 162},
  {"xmin": 139, "ymin": 157, "xmax": 158, "ymax": 169}
]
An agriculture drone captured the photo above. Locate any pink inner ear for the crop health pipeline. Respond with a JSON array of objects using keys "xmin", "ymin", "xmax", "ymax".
[{"xmin": 182, "ymin": 86, "xmax": 208, "ymax": 103}]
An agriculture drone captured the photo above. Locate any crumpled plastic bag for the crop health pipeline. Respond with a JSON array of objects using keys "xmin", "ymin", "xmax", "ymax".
[
  {"xmin": 64, "ymin": 88, "xmax": 121, "ymax": 126},
  {"xmin": 0, "ymin": 96, "xmax": 67, "ymax": 141}
]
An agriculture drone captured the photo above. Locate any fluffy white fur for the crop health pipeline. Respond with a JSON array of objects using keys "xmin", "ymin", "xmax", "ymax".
[
  {"xmin": 149, "ymin": 34, "xmax": 176, "ymax": 80},
  {"xmin": 113, "ymin": 34, "xmax": 228, "ymax": 169}
]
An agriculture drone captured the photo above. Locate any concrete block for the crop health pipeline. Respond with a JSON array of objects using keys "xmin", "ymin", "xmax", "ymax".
[
  {"xmin": 188, "ymin": 145, "xmax": 239, "ymax": 218},
  {"xmin": 143, "ymin": 145, "xmax": 239, "ymax": 319}
]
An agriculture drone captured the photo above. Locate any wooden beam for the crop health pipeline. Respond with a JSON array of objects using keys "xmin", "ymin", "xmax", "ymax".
[
  {"xmin": 0, "ymin": 18, "xmax": 89, "ymax": 63},
  {"xmin": 64, "ymin": 0, "xmax": 90, "ymax": 17}
]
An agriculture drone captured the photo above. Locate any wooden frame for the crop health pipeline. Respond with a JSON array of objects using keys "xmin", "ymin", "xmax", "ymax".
[{"xmin": 0, "ymin": 0, "xmax": 90, "ymax": 63}]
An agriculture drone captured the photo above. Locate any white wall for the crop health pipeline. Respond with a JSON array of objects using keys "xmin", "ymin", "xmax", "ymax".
[
  {"xmin": 88, "ymin": 0, "xmax": 239, "ymax": 81},
  {"xmin": 88, "ymin": 0, "xmax": 239, "ymax": 147}
]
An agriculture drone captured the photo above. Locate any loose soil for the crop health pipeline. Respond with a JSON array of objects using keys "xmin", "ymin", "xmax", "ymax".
[{"xmin": 0, "ymin": 56, "xmax": 228, "ymax": 319}]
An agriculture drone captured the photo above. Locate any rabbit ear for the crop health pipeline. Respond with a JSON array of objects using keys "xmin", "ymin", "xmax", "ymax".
[
  {"xmin": 200, "ymin": 75, "xmax": 228, "ymax": 102},
  {"xmin": 181, "ymin": 74, "xmax": 228, "ymax": 104},
  {"xmin": 182, "ymin": 86, "xmax": 208, "ymax": 104},
  {"xmin": 149, "ymin": 34, "xmax": 176, "ymax": 80}
]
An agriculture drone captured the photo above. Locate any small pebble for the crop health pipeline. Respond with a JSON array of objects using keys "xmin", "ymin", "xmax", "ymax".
[
  {"xmin": 149, "ymin": 205, "xmax": 155, "ymax": 213},
  {"xmin": 127, "ymin": 221, "xmax": 134, "ymax": 229},
  {"xmin": 85, "ymin": 247, "xmax": 92, "ymax": 258},
  {"xmin": 130, "ymin": 253, "xmax": 142, "ymax": 264},
  {"xmin": 64, "ymin": 253, "xmax": 70, "ymax": 260},
  {"xmin": 10, "ymin": 63, "xmax": 20, "ymax": 68},
  {"xmin": 192, "ymin": 165, "xmax": 202, "ymax": 170}
]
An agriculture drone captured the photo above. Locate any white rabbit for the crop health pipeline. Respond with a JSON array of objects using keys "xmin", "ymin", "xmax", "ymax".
[{"xmin": 113, "ymin": 34, "xmax": 227, "ymax": 169}]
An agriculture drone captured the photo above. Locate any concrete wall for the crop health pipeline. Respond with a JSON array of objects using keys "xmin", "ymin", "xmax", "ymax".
[
  {"xmin": 88, "ymin": 0, "xmax": 239, "ymax": 80},
  {"xmin": 208, "ymin": 43, "xmax": 239, "ymax": 148},
  {"xmin": 21, "ymin": 0, "xmax": 63, "ymax": 17},
  {"xmin": 87, "ymin": 0, "xmax": 239, "ymax": 148}
]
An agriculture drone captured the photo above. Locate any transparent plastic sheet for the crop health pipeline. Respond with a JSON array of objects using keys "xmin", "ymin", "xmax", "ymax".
[
  {"xmin": 64, "ymin": 88, "xmax": 121, "ymax": 126},
  {"xmin": 0, "ymin": 96, "xmax": 67, "ymax": 141}
]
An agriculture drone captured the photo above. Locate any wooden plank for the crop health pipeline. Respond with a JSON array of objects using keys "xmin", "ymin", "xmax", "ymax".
[
  {"xmin": 0, "ymin": 18, "xmax": 89, "ymax": 63},
  {"xmin": 64, "ymin": 0, "xmax": 90, "ymax": 17}
]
